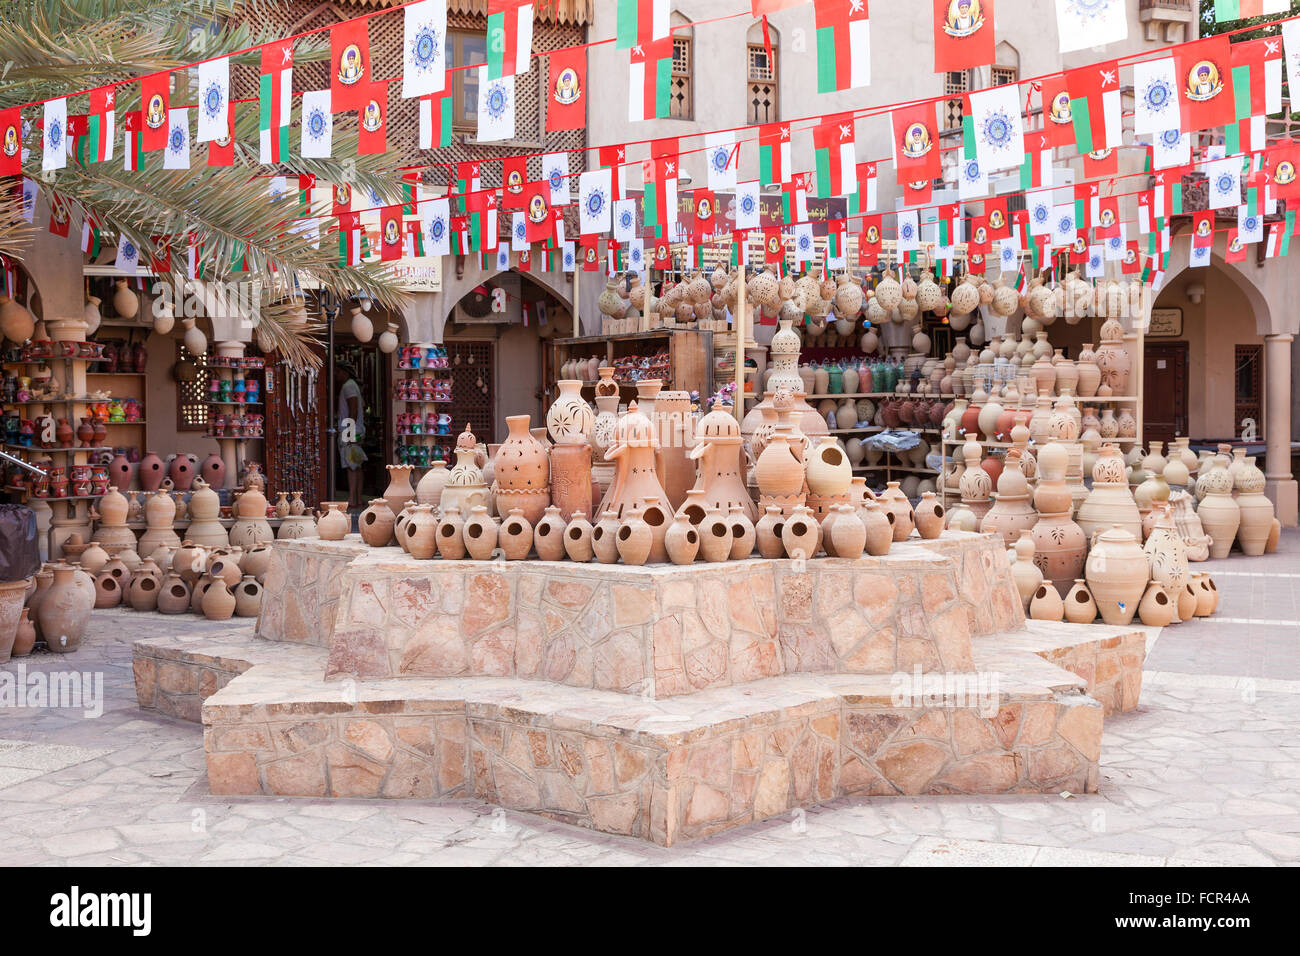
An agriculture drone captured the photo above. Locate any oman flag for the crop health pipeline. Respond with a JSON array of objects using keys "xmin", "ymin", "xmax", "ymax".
[
  {"xmin": 812, "ymin": 113, "xmax": 856, "ymax": 198},
  {"xmin": 616, "ymin": 0, "xmax": 669, "ymax": 51},
  {"xmin": 1212, "ymin": 1, "xmax": 1288, "ymax": 23},
  {"xmin": 419, "ymin": 88, "xmax": 452, "ymax": 149},
  {"xmin": 759, "ymin": 122, "xmax": 791, "ymax": 185},
  {"xmin": 628, "ymin": 37, "xmax": 673, "ymax": 122},
  {"xmin": 259, "ymin": 40, "xmax": 293, "ymax": 164},
  {"xmin": 1174, "ymin": 35, "xmax": 1235, "ymax": 133},
  {"xmin": 1065, "ymin": 59, "xmax": 1122, "ymax": 155},
  {"xmin": 936, "ymin": 203, "xmax": 961, "ymax": 248},
  {"xmin": 848, "ymin": 161, "xmax": 878, "ymax": 214},
  {"xmin": 642, "ymin": 145, "xmax": 679, "ymax": 236},
  {"xmin": 487, "ymin": 0, "xmax": 533, "ymax": 79},
  {"xmin": 813, "ymin": 0, "xmax": 871, "ymax": 94},
  {"xmin": 466, "ymin": 189, "xmax": 499, "ymax": 252},
  {"xmin": 85, "ymin": 86, "xmax": 115, "ymax": 163},
  {"xmin": 1227, "ymin": 36, "xmax": 1283, "ymax": 155}
]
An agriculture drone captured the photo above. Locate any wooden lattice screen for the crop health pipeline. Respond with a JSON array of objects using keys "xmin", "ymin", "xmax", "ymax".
[{"xmin": 446, "ymin": 341, "xmax": 495, "ymax": 443}]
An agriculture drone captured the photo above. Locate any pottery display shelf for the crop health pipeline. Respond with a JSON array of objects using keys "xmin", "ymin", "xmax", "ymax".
[
  {"xmin": 202, "ymin": 354, "xmax": 265, "ymax": 488},
  {"xmin": 133, "ymin": 530, "xmax": 1147, "ymax": 846},
  {"xmin": 394, "ymin": 345, "xmax": 454, "ymax": 475},
  {"xmin": 549, "ymin": 329, "xmax": 715, "ymax": 401}
]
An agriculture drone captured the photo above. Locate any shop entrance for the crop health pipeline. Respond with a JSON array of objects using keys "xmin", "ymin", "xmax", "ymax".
[
  {"xmin": 332, "ymin": 340, "xmax": 392, "ymax": 501},
  {"xmin": 1143, "ymin": 341, "xmax": 1188, "ymax": 445}
]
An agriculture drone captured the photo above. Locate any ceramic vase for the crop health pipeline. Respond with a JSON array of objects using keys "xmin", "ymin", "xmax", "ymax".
[
  {"xmin": 493, "ymin": 414, "xmax": 551, "ymax": 523},
  {"xmin": 382, "ymin": 465, "xmax": 417, "ymax": 522},
  {"xmin": 38, "ymin": 565, "xmax": 92, "ymax": 653}
]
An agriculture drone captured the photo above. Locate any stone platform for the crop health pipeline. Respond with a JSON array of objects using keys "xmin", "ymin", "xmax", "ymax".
[{"xmin": 133, "ymin": 532, "xmax": 1148, "ymax": 845}]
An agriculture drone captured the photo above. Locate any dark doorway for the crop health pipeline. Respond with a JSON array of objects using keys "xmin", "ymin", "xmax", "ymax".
[
  {"xmin": 332, "ymin": 340, "xmax": 392, "ymax": 500},
  {"xmin": 1142, "ymin": 340, "xmax": 1189, "ymax": 444},
  {"xmin": 1234, "ymin": 344, "xmax": 1263, "ymax": 442}
]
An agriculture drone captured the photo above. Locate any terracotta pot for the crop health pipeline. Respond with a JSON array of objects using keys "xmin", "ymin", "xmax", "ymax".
[
  {"xmin": 860, "ymin": 500, "xmax": 893, "ymax": 556},
  {"xmin": 200, "ymin": 452, "xmax": 225, "ymax": 489},
  {"xmin": 615, "ymin": 507, "xmax": 653, "ymax": 566},
  {"xmin": 755, "ymin": 433, "xmax": 804, "ymax": 499},
  {"xmin": 202, "ymin": 579, "xmax": 236, "ymax": 620},
  {"xmin": 780, "ymin": 507, "xmax": 819, "ymax": 560},
  {"xmin": 1137, "ymin": 582, "xmax": 1173, "ymax": 627},
  {"xmin": 1028, "ymin": 583, "xmax": 1064, "ymax": 621},
  {"xmin": 241, "ymin": 545, "xmax": 272, "ymax": 581},
  {"xmin": 665, "ymin": 513, "xmax": 700, "ymax": 564},
  {"xmin": 563, "ymin": 512, "xmax": 594, "ymax": 563},
  {"xmin": 168, "ymin": 453, "xmax": 197, "ymax": 491},
  {"xmin": 806, "ymin": 437, "xmax": 852, "ymax": 497},
  {"xmin": 591, "ymin": 511, "xmax": 621, "ymax": 564},
  {"xmin": 359, "ymin": 498, "xmax": 396, "ymax": 547},
  {"xmin": 11, "ymin": 608, "xmax": 36, "ymax": 657},
  {"xmin": 463, "ymin": 505, "xmax": 499, "ymax": 560},
  {"xmin": 128, "ymin": 573, "xmax": 160, "ymax": 612},
  {"xmin": 1143, "ymin": 504, "xmax": 1188, "ymax": 616},
  {"xmin": 1031, "ymin": 510, "xmax": 1087, "ymax": 597},
  {"xmin": 37, "ymin": 565, "xmax": 92, "ymax": 653},
  {"xmin": 913, "ymin": 492, "xmax": 945, "ymax": 539},
  {"xmin": 490, "ymin": 507, "xmax": 530, "ymax": 559},
  {"xmin": 316, "ymin": 502, "xmax": 350, "ymax": 541},
  {"xmin": 1085, "ymin": 525, "xmax": 1148, "ymax": 626},
  {"xmin": 727, "ymin": 505, "xmax": 756, "ymax": 560},
  {"xmin": 829, "ymin": 506, "xmax": 866, "ymax": 559},
  {"xmin": 688, "ymin": 404, "xmax": 756, "ymax": 522},
  {"xmin": 407, "ymin": 505, "xmax": 441, "ymax": 559},
  {"xmin": 1063, "ymin": 579, "xmax": 1096, "ymax": 623},
  {"xmin": 415, "ymin": 461, "xmax": 451, "ymax": 507},
  {"xmin": 1193, "ymin": 574, "xmax": 1216, "ymax": 617},
  {"xmin": 532, "ymin": 506, "xmax": 567, "ymax": 561},
  {"xmin": 156, "ymin": 573, "xmax": 191, "ymax": 614},
  {"xmin": 493, "ymin": 415, "xmax": 550, "ymax": 523},
  {"xmin": 382, "ymin": 465, "xmax": 417, "ymax": 523},
  {"xmin": 547, "ymin": 380, "xmax": 595, "ymax": 445},
  {"xmin": 980, "ymin": 492, "xmax": 1037, "ymax": 547},
  {"xmin": 207, "ymin": 552, "xmax": 242, "ymax": 589},
  {"xmin": 1196, "ymin": 487, "xmax": 1241, "ymax": 560},
  {"xmin": 93, "ymin": 571, "xmax": 123, "ymax": 608},
  {"xmin": 880, "ymin": 482, "xmax": 915, "ymax": 542},
  {"xmin": 549, "ymin": 442, "xmax": 593, "ymax": 522},
  {"xmin": 173, "ymin": 542, "xmax": 207, "ymax": 584},
  {"xmin": 0, "ymin": 579, "xmax": 26, "ymax": 663},
  {"xmin": 233, "ymin": 576, "xmax": 263, "ymax": 617},
  {"xmin": 1010, "ymin": 533, "xmax": 1042, "ymax": 611},
  {"xmin": 697, "ymin": 506, "xmax": 731, "ymax": 563},
  {"xmin": 755, "ymin": 506, "xmax": 785, "ymax": 559}
]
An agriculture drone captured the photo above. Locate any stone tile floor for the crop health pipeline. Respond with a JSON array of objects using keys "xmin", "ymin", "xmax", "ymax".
[{"xmin": 1, "ymin": 531, "xmax": 1297, "ymax": 866}]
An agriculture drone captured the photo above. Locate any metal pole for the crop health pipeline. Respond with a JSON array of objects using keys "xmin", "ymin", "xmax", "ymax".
[
  {"xmin": 734, "ymin": 254, "xmax": 746, "ymax": 421},
  {"xmin": 326, "ymin": 293, "xmax": 337, "ymax": 503},
  {"xmin": 572, "ymin": 269, "xmax": 581, "ymax": 337}
]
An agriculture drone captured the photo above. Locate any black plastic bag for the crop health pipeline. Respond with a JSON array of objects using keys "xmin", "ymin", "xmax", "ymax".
[{"xmin": 0, "ymin": 504, "xmax": 39, "ymax": 582}]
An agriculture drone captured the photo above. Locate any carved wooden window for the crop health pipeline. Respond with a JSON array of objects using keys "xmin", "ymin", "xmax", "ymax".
[
  {"xmin": 670, "ymin": 36, "xmax": 693, "ymax": 120},
  {"xmin": 747, "ymin": 43, "xmax": 777, "ymax": 125},
  {"xmin": 991, "ymin": 65, "xmax": 1018, "ymax": 87},
  {"xmin": 1235, "ymin": 344, "xmax": 1263, "ymax": 438},
  {"xmin": 176, "ymin": 342, "xmax": 211, "ymax": 432},
  {"xmin": 944, "ymin": 71, "xmax": 968, "ymax": 131}
]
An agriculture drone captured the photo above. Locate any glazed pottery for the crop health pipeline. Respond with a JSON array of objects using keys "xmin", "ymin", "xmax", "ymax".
[
  {"xmin": 665, "ymin": 514, "xmax": 700, "ymax": 564},
  {"xmin": 463, "ymin": 505, "xmax": 499, "ymax": 560},
  {"xmin": 1063, "ymin": 579, "xmax": 1097, "ymax": 624},
  {"xmin": 359, "ymin": 498, "xmax": 396, "ymax": 547},
  {"xmin": 533, "ymin": 506, "xmax": 567, "ymax": 561},
  {"xmin": 499, "ymin": 509, "xmax": 534, "ymax": 560},
  {"xmin": 563, "ymin": 512, "xmax": 594, "ymax": 562},
  {"xmin": 1085, "ymin": 525, "xmax": 1148, "ymax": 626}
]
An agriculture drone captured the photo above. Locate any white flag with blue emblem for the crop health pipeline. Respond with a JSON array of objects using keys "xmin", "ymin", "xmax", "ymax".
[
  {"xmin": 1085, "ymin": 244, "xmax": 1104, "ymax": 278},
  {"xmin": 163, "ymin": 108, "xmax": 191, "ymax": 169},
  {"xmin": 896, "ymin": 210, "xmax": 919, "ymax": 252},
  {"xmin": 628, "ymin": 238, "xmax": 645, "ymax": 275},
  {"xmin": 1050, "ymin": 203, "xmax": 1076, "ymax": 247},
  {"xmin": 792, "ymin": 222, "xmax": 815, "ymax": 263},
  {"xmin": 511, "ymin": 211, "xmax": 528, "ymax": 251},
  {"xmin": 1027, "ymin": 189, "xmax": 1053, "ymax": 236},
  {"xmin": 196, "ymin": 57, "xmax": 229, "ymax": 143},
  {"xmin": 476, "ymin": 68, "xmax": 515, "ymax": 142},
  {"xmin": 43, "ymin": 98, "xmax": 66, "ymax": 170},
  {"xmin": 114, "ymin": 234, "xmax": 140, "ymax": 274},
  {"xmin": 1152, "ymin": 128, "xmax": 1190, "ymax": 171},
  {"xmin": 300, "ymin": 90, "xmax": 333, "ymax": 158},
  {"xmin": 998, "ymin": 235, "xmax": 1020, "ymax": 275},
  {"xmin": 403, "ymin": 0, "xmax": 447, "ymax": 98},
  {"xmin": 705, "ymin": 131, "xmax": 737, "ymax": 191},
  {"xmin": 1189, "ymin": 243, "xmax": 1211, "ymax": 269},
  {"xmin": 968, "ymin": 85, "xmax": 1023, "ymax": 173},
  {"xmin": 422, "ymin": 197, "xmax": 450, "ymax": 255},
  {"xmin": 1103, "ymin": 224, "xmax": 1126, "ymax": 260},
  {"xmin": 496, "ymin": 246, "xmax": 510, "ymax": 271},
  {"xmin": 1204, "ymin": 157, "xmax": 1240, "ymax": 211},
  {"xmin": 1055, "ymin": 0, "xmax": 1126, "ymax": 54},
  {"xmin": 1132, "ymin": 58, "xmax": 1179, "ymax": 136},
  {"xmin": 543, "ymin": 151, "xmax": 570, "ymax": 206},
  {"xmin": 613, "ymin": 198, "xmax": 637, "ymax": 243},
  {"xmin": 561, "ymin": 240, "xmax": 575, "ymax": 272},
  {"xmin": 1238, "ymin": 204, "xmax": 1263, "ymax": 245},
  {"xmin": 578, "ymin": 168, "xmax": 612, "ymax": 234},
  {"xmin": 957, "ymin": 143, "xmax": 987, "ymax": 201},
  {"xmin": 735, "ymin": 181, "xmax": 760, "ymax": 231}
]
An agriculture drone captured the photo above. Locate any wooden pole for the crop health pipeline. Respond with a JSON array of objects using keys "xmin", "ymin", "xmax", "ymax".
[
  {"xmin": 572, "ymin": 269, "xmax": 581, "ymax": 338},
  {"xmin": 735, "ymin": 254, "xmax": 746, "ymax": 421}
]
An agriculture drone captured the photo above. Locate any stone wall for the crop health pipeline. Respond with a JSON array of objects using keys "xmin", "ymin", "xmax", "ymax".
[{"xmin": 255, "ymin": 538, "xmax": 368, "ymax": 647}]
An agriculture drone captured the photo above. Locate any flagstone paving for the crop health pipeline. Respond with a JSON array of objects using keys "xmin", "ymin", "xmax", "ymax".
[{"xmin": 0, "ymin": 531, "xmax": 1297, "ymax": 866}]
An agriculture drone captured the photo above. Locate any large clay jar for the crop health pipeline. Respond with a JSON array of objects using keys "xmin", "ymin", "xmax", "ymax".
[
  {"xmin": 880, "ymin": 482, "xmax": 915, "ymax": 541},
  {"xmin": 168, "ymin": 453, "xmax": 198, "ymax": 491},
  {"xmin": 138, "ymin": 490, "xmax": 182, "ymax": 554},
  {"xmin": 665, "ymin": 513, "xmax": 700, "ymax": 564},
  {"xmin": 415, "ymin": 460, "xmax": 451, "ymax": 507},
  {"xmin": 233, "ymin": 576, "xmax": 263, "ymax": 617},
  {"xmin": 689, "ymin": 405, "xmax": 757, "ymax": 522},
  {"xmin": 728, "ymin": 505, "xmax": 756, "ymax": 560},
  {"xmin": 698, "ymin": 506, "xmax": 731, "ymax": 563},
  {"xmin": 1234, "ymin": 459, "xmax": 1274, "ymax": 556},
  {"xmin": 463, "ymin": 505, "xmax": 500, "ymax": 560},
  {"xmin": 1195, "ymin": 465, "xmax": 1240, "ymax": 559},
  {"xmin": 829, "ymin": 505, "xmax": 866, "ymax": 559},
  {"xmin": 780, "ymin": 506, "xmax": 819, "ymax": 560},
  {"xmin": 316, "ymin": 503, "xmax": 350, "ymax": 541},
  {"xmin": 533, "ymin": 506, "xmax": 567, "ymax": 561},
  {"xmin": 1028, "ymin": 583, "xmax": 1064, "ymax": 621},
  {"xmin": 12, "ymin": 608, "xmax": 36, "ymax": 657},
  {"xmin": 156, "ymin": 573, "xmax": 191, "ymax": 614},
  {"xmin": 754, "ymin": 432, "xmax": 805, "ymax": 514},
  {"xmin": 0, "ymin": 579, "xmax": 25, "ymax": 662},
  {"xmin": 1144, "ymin": 503, "xmax": 1189, "ymax": 619},
  {"xmin": 404, "ymin": 504, "xmax": 440, "ymax": 559},
  {"xmin": 913, "ymin": 492, "xmax": 945, "ymax": 539},
  {"xmin": 202, "ymin": 579, "xmax": 237, "ymax": 620},
  {"xmin": 499, "ymin": 509, "xmax": 534, "ymax": 560},
  {"xmin": 1077, "ymin": 444, "xmax": 1142, "ymax": 541},
  {"xmin": 493, "ymin": 414, "xmax": 551, "ymax": 523},
  {"xmin": 184, "ymin": 479, "xmax": 229, "ymax": 548},
  {"xmin": 138, "ymin": 452, "xmax": 166, "ymax": 491},
  {"xmin": 200, "ymin": 452, "xmax": 226, "ymax": 489},
  {"xmin": 805, "ymin": 436, "xmax": 852, "ymax": 497},
  {"xmin": 615, "ymin": 506, "xmax": 653, "ymax": 566},
  {"xmin": 1085, "ymin": 525, "xmax": 1148, "ymax": 626},
  {"xmin": 563, "ymin": 512, "xmax": 594, "ymax": 563},
  {"xmin": 591, "ymin": 511, "xmax": 620, "ymax": 564},
  {"xmin": 860, "ymin": 500, "xmax": 892, "ymax": 556},
  {"xmin": 1093, "ymin": 318, "xmax": 1131, "ymax": 395},
  {"xmin": 755, "ymin": 506, "xmax": 785, "ymax": 559},
  {"xmin": 382, "ymin": 465, "xmax": 417, "ymax": 523},
  {"xmin": 229, "ymin": 486, "xmax": 273, "ymax": 549},
  {"xmin": 546, "ymin": 380, "xmax": 595, "ymax": 445},
  {"xmin": 37, "ymin": 565, "xmax": 92, "ymax": 653},
  {"xmin": 359, "ymin": 498, "xmax": 396, "ymax": 547}
]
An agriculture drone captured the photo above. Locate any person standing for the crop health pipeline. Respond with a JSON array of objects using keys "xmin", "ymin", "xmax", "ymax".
[{"xmin": 336, "ymin": 360, "xmax": 366, "ymax": 510}]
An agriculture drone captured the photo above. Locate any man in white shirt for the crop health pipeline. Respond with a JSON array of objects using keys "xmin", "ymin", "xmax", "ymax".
[{"xmin": 336, "ymin": 360, "xmax": 366, "ymax": 510}]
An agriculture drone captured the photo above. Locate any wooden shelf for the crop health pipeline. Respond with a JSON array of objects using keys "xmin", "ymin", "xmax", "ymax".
[{"xmin": 5, "ymin": 444, "xmax": 112, "ymax": 455}]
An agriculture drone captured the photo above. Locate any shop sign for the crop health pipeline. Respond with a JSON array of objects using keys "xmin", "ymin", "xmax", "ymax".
[
  {"xmin": 1148, "ymin": 308, "xmax": 1182, "ymax": 337},
  {"xmin": 392, "ymin": 256, "xmax": 442, "ymax": 293}
]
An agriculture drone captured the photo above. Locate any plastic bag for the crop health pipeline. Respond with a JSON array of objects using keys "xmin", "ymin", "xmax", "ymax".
[{"xmin": 0, "ymin": 504, "xmax": 39, "ymax": 582}]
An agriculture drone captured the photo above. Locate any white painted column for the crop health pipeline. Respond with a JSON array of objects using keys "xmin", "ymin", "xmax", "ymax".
[{"xmin": 1264, "ymin": 333, "xmax": 1297, "ymax": 526}]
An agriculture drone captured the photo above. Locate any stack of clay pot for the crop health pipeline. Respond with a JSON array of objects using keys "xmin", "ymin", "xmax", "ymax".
[
  {"xmin": 493, "ymin": 414, "xmax": 550, "ymax": 524},
  {"xmin": 184, "ymin": 478, "xmax": 229, "ymax": 548},
  {"xmin": 276, "ymin": 492, "xmax": 317, "ymax": 539},
  {"xmin": 229, "ymin": 480, "xmax": 274, "ymax": 549},
  {"xmin": 90, "ymin": 487, "xmax": 136, "ymax": 554},
  {"xmin": 441, "ymin": 425, "xmax": 490, "ymax": 515},
  {"xmin": 546, "ymin": 380, "xmax": 596, "ymax": 521},
  {"xmin": 1029, "ymin": 441, "xmax": 1086, "ymax": 597}
]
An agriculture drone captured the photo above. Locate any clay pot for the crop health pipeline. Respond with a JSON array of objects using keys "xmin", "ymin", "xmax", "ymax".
[
  {"xmin": 1085, "ymin": 525, "xmax": 1148, "ymax": 626},
  {"xmin": 829, "ymin": 506, "xmax": 866, "ymax": 559},
  {"xmin": 156, "ymin": 573, "xmax": 191, "ymax": 614},
  {"xmin": 499, "ymin": 509, "xmax": 534, "ymax": 560},
  {"xmin": 12, "ymin": 608, "xmax": 35, "ymax": 657},
  {"xmin": 879, "ymin": 482, "xmax": 915, "ymax": 541},
  {"xmin": 206, "ymin": 552, "xmax": 242, "ymax": 590},
  {"xmin": 1193, "ymin": 574, "xmax": 1216, "ymax": 617},
  {"xmin": 403, "ymin": 504, "xmax": 439, "ymax": 559},
  {"xmin": 665, "ymin": 513, "xmax": 700, "ymax": 564},
  {"xmin": 133, "ymin": 452, "xmax": 164, "ymax": 491},
  {"xmin": 1197, "ymin": 485, "xmax": 1241, "ymax": 560},
  {"xmin": 93, "ymin": 571, "xmax": 123, "ymax": 608},
  {"xmin": 728, "ymin": 505, "xmax": 756, "ymax": 560},
  {"xmin": 200, "ymin": 452, "xmax": 226, "ymax": 489},
  {"xmin": 563, "ymin": 512, "xmax": 595, "ymax": 563},
  {"xmin": 1031, "ymin": 510, "xmax": 1086, "ymax": 597},
  {"xmin": 1137, "ymin": 582, "xmax": 1173, "ymax": 627},
  {"xmin": 234, "ymin": 576, "xmax": 263, "ymax": 617},
  {"xmin": 755, "ymin": 506, "xmax": 785, "ymax": 559},
  {"xmin": 696, "ymin": 506, "xmax": 731, "ymax": 563},
  {"xmin": 202, "ymin": 579, "xmax": 236, "ymax": 620},
  {"xmin": 382, "ymin": 465, "xmax": 417, "ymax": 523},
  {"xmin": 780, "ymin": 507, "xmax": 819, "ymax": 560},
  {"xmin": 533, "ymin": 506, "xmax": 567, "ymax": 561},
  {"xmin": 860, "ymin": 500, "xmax": 893, "ymax": 556},
  {"xmin": 79, "ymin": 541, "xmax": 110, "ymax": 574},
  {"xmin": 0, "ymin": 579, "xmax": 26, "ymax": 662},
  {"xmin": 463, "ymin": 505, "xmax": 499, "ymax": 560},
  {"xmin": 616, "ymin": 507, "xmax": 653, "ymax": 566},
  {"xmin": 1063, "ymin": 579, "xmax": 1096, "ymax": 624},
  {"xmin": 359, "ymin": 498, "xmax": 397, "ymax": 547},
  {"xmin": 913, "ymin": 492, "xmax": 945, "ymax": 539},
  {"xmin": 316, "ymin": 503, "xmax": 350, "ymax": 541},
  {"xmin": 241, "ymin": 545, "xmax": 272, "ymax": 582},
  {"xmin": 592, "ymin": 511, "xmax": 621, "ymax": 564},
  {"xmin": 38, "ymin": 565, "xmax": 92, "ymax": 653},
  {"xmin": 1028, "ymin": 583, "xmax": 1064, "ymax": 621},
  {"xmin": 1010, "ymin": 533, "xmax": 1043, "ymax": 610},
  {"xmin": 128, "ymin": 573, "xmax": 160, "ymax": 612},
  {"xmin": 494, "ymin": 415, "xmax": 550, "ymax": 523},
  {"xmin": 806, "ymin": 437, "xmax": 852, "ymax": 497},
  {"xmin": 547, "ymin": 381, "xmax": 595, "ymax": 445},
  {"xmin": 415, "ymin": 460, "xmax": 451, "ymax": 507},
  {"xmin": 168, "ymin": 453, "xmax": 197, "ymax": 491}
]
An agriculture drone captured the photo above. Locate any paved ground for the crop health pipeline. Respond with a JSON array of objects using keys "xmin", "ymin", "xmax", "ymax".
[{"xmin": 1, "ymin": 532, "xmax": 1297, "ymax": 866}]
